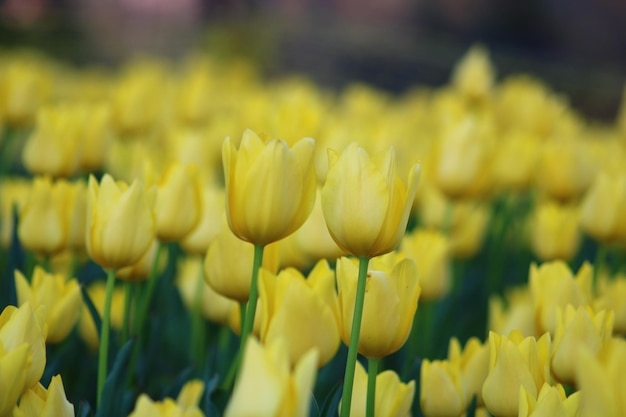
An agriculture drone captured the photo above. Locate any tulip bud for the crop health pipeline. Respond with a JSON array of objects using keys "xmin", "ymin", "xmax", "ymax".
[
  {"xmin": 420, "ymin": 358, "xmax": 466, "ymax": 417},
  {"xmin": 529, "ymin": 200, "xmax": 580, "ymax": 262},
  {"xmin": 518, "ymin": 383, "xmax": 580, "ymax": 417},
  {"xmin": 128, "ymin": 380, "xmax": 205, "ymax": 417},
  {"xmin": 488, "ymin": 286, "xmax": 536, "ymax": 337},
  {"xmin": 180, "ymin": 185, "xmax": 224, "ymax": 255},
  {"xmin": 451, "ymin": 45, "xmax": 495, "ymax": 102},
  {"xmin": 448, "ymin": 337, "xmax": 490, "ymax": 407},
  {"xmin": 259, "ymin": 260, "xmax": 341, "ymax": 367},
  {"xmin": 15, "ymin": 267, "xmax": 81, "ymax": 344},
  {"xmin": 116, "ymin": 238, "xmax": 167, "ymax": 281},
  {"xmin": 86, "ymin": 174, "xmax": 157, "ymax": 270},
  {"xmin": 401, "ymin": 228, "xmax": 451, "ymax": 300},
  {"xmin": 13, "ymin": 375, "xmax": 74, "ymax": 417},
  {"xmin": 337, "ymin": 256, "xmax": 420, "ymax": 358},
  {"xmin": 0, "ymin": 178, "xmax": 30, "ymax": 248},
  {"xmin": 594, "ymin": 272, "xmax": 626, "ymax": 335},
  {"xmin": 579, "ymin": 172, "xmax": 626, "ymax": 243},
  {"xmin": 322, "ymin": 142, "xmax": 421, "ymax": 258},
  {"xmin": 222, "ymin": 129, "xmax": 316, "ymax": 245}
]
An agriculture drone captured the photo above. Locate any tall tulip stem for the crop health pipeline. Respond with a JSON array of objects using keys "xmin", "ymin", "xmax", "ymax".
[
  {"xmin": 190, "ymin": 264, "xmax": 206, "ymax": 366},
  {"xmin": 136, "ymin": 241, "xmax": 163, "ymax": 333},
  {"xmin": 237, "ymin": 245, "xmax": 264, "ymax": 374},
  {"xmin": 340, "ymin": 256, "xmax": 370, "ymax": 417},
  {"xmin": 97, "ymin": 269, "xmax": 116, "ymax": 407},
  {"xmin": 366, "ymin": 357, "xmax": 380, "ymax": 417}
]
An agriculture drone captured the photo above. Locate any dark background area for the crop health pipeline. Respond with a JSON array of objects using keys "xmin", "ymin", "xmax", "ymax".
[{"xmin": 1, "ymin": 0, "xmax": 625, "ymax": 121}]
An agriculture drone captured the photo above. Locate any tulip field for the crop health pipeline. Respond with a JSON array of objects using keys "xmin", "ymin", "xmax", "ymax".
[{"xmin": 1, "ymin": 45, "xmax": 626, "ymax": 417}]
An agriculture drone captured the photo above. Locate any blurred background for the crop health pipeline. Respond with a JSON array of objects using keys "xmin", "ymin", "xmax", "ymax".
[{"xmin": 1, "ymin": 0, "xmax": 625, "ymax": 121}]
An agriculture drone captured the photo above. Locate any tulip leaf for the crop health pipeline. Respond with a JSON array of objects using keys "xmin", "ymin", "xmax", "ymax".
[
  {"xmin": 95, "ymin": 339, "xmax": 135, "ymax": 417},
  {"xmin": 318, "ymin": 381, "xmax": 343, "ymax": 417},
  {"xmin": 309, "ymin": 394, "xmax": 321, "ymax": 417},
  {"xmin": 76, "ymin": 401, "xmax": 92, "ymax": 417},
  {"xmin": 81, "ymin": 284, "xmax": 102, "ymax": 337}
]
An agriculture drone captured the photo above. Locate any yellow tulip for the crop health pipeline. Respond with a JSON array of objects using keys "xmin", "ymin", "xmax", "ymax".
[
  {"xmin": 222, "ymin": 129, "xmax": 316, "ymax": 245},
  {"xmin": 551, "ymin": 305, "xmax": 614, "ymax": 386},
  {"xmin": 488, "ymin": 286, "xmax": 536, "ymax": 338},
  {"xmin": 401, "ymin": 229, "xmax": 451, "ymax": 300},
  {"xmin": 176, "ymin": 256, "xmax": 237, "ymax": 326},
  {"xmin": 0, "ymin": 341, "xmax": 29, "ymax": 417},
  {"xmin": 529, "ymin": 261, "xmax": 592, "ymax": 334},
  {"xmin": 203, "ymin": 216, "xmax": 280, "ymax": 303},
  {"xmin": 579, "ymin": 172, "xmax": 626, "ymax": 243},
  {"xmin": 12, "ymin": 375, "xmax": 74, "ymax": 417},
  {"xmin": 576, "ymin": 338, "xmax": 626, "ymax": 417},
  {"xmin": 595, "ymin": 272, "xmax": 626, "ymax": 335},
  {"xmin": 154, "ymin": 163, "xmax": 203, "ymax": 242},
  {"xmin": 321, "ymin": 142, "xmax": 421, "ymax": 258},
  {"xmin": 518, "ymin": 383, "xmax": 580, "ymax": 417},
  {"xmin": 0, "ymin": 58, "xmax": 49, "ymax": 126},
  {"xmin": 451, "ymin": 45, "xmax": 495, "ymax": 102},
  {"xmin": 448, "ymin": 202, "xmax": 490, "ymax": 259},
  {"xmin": 128, "ymin": 380, "xmax": 205, "ymax": 417},
  {"xmin": 15, "ymin": 267, "xmax": 81, "ymax": 344},
  {"xmin": 86, "ymin": 174, "xmax": 156, "ymax": 270},
  {"xmin": 0, "ymin": 177, "xmax": 30, "ymax": 248},
  {"xmin": 482, "ymin": 331, "xmax": 552, "ymax": 417},
  {"xmin": 337, "ymin": 256, "xmax": 420, "ymax": 358},
  {"xmin": 448, "ymin": 337, "xmax": 490, "ymax": 407},
  {"xmin": 116, "ymin": 238, "xmax": 167, "ymax": 281},
  {"xmin": 0, "ymin": 303, "xmax": 47, "ymax": 392},
  {"xmin": 529, "ymin": 200, "xmax": 580, "ymax": 262},
  {"xmin": 492, "ymin": 131, "xmax": 539, "ymax": 191},
  {"xmin": 420, "ymin": 358, "xmax": 466, "ymax": 417},
  {"xmin": 341, "ymin": 361, "xmax": 415, "ymax": 417},
  {"xmin": 76, "ymin": 103, "xmax": 113, "ymax": 172},
  {"xmin": 224, "ymin": 337, "xmax": 318, "ymax": 417},
  {"xmin": 259, "ymin": 260, "xmax": 341, "ymax": 367},
  {"xmin": 180, "ymin": 185, "xmax": 225, "ymax": 255}
]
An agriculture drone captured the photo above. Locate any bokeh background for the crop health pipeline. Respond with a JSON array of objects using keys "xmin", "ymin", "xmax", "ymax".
[{"xmin": 1, "ymin": 0, "xmax": 625, "ymax": 120}]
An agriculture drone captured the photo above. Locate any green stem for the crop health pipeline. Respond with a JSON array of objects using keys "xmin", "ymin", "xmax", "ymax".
[
  {"xmin": 403, "ymin": 299, "xmax": 434, "ymax": 379},
  {"xmin": 340, "ymin": 256, "xmax": 370, "ymax": 417},
  {"xmin": 97, "ymin": 269, "xmax": 116, "ymax": 407},
  {"xmin": 221, "ymin": 303, "xmax": 247, "ymax": 390},
  {"xmin": 135, "ymin": 242, "xmax": 163, "ymax": 336},
  {"xmin": 238, "ymin": 244, "xmax": 264, "ymax": 350},
  {"xmin": 121, "ymin": 281, "xmax": 133, "ymax": 344},
  {"xmin": 593, "ymin": 244, "xmax": 608, "ymax": 289},
  {"xmin": 366, "ymin": 357, "xmax": 380, "ymax": 417},
  {"xmin": 190, "ymin": 264, "xmax": 206, "ymax": 366}
]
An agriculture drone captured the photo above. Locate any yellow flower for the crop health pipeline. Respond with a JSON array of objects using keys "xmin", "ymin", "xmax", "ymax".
[
  {"xmin": 86, "ymin": 174, "xmax": 156, "ymax": 270},
  {"xmin": 341, "ymin": 361, "xmax": 415, "ymax": 417},
  {"xmin": 321, "ymin": 142, "xmax": 421, "ymax": 258},
  {"xmin": 176, "ymin": 256, "xmax": 237, "ymax": 326},
  {"xmin": 222, "ymin": 129, "xmax": 316, "ymax": 245},
  {"xmin": 488, "ymin": 286, "xmax": 536, "ymax": 337},
  {"xmin": 448, "ymin": 337, "xmax": 490, "ymax": 407},
  {"xmin": 78, "ymin": 282, "xmax": 126, "ymax": 350},
  {"xmin": 0, "ymin": 58, "xmax": 49, "ymax": 126},
  {"xmin": 0, "ymin": 340, "xmax": 29, "ymax": 417},
  {"xmin": 128, "ymin": 380, "xmax": 205, "ymax": 417},
  {"xmin": 401, "ymin": 228, "xmax": 451, "ymax": 300},
  {"xmin": 15, "ymin": 267, "xmax": 81, "ymax": 344},
  {"xmin": 595, "ymin": 272, "xmax": 626, "ymax": 335},
  {"xmin": 518, "ymin": 383, "xmax": 580, "ymax": 417},
  {"xmin": 482, "ymin": 331, "xmax": 551, "ymax": 417},
  {"xmin": 259, "ymin": 260, "xmax": 340, "ymax": 367},
  {"xmin": 576, "ymin": 338, "xmax": 626, "ymax": 417},
  {"xmin": 0, "ymin": 177, "xmax": 30, "ymax": 248},
  {"xmin": 420, "ymin": 358, "xmax": 466, "ymax": 417},
  {"xmin": 448, "ymin": 202, "xmax": 490, "ymax": 259},
  {"xmin": 529, "ymin": 261, "xmax": 592, "ymax": 334},
  {"xmin": 529, "ymin": 200, "xmax": 580, "ymax": 262},
  {"xmin": 337, "ymin": 256, "xmax": 420, "ymax": 358},
  {"xmin": 154, "ymin": 163, "xmax": 203, "ymax": 242},
  {"xmin": 180, "ymin": 185, "xmax": 225, "ymax": 256},
  {"xmin": 224, "ymin": 337, "xmax": 318, "ymax": 417},
  {"xmin": 203, "ymin": 216, "xmax": 280, "ymax": 303},
  {"xmin": 116, "ymin": 238, "xmax": 167, "ymax": 281},
  {"xmin": 12, "ymin": 375, "xmax": 74, "ymax": 417},
  {"xmin": 579, "ymin": 172, "xmax": 626, "ymax": 243},
  {"xmin": 492, "ymin": 131, "xmax": 539, "ymax": 191},
  {"xmin": 451, "ymin": 45, "xmax": 495, "ymax": 102},
  {"xmin": 76, "ymin": 103, "xmax": 113, "ymax": 172},
  {"xmin": 0, "ymin": 303, "xmax": 47, "ymax": 393},
  {"xmin": 551, "ymin": 305, "xmax": 614, "ymax": 386}
]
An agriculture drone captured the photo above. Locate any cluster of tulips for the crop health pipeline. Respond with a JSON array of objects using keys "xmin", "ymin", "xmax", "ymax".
[{"xmin": 0, "ymin": 44, "xmax": 626, "ymax": 417}]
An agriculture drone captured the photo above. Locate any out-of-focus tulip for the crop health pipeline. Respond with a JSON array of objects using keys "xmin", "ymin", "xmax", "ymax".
[
  {"xmin": 222, "ymin": 129, "xmax": 316, "ymax": 245},
  {"xmin": 535, "ymin": 139, "xmax": 593, "ymax": 201},
  {"xmin": 488, "ymin": 286, "xmax": 536, "ymax": 337},
  {"xmin": 529, "ymin": 261, "xmax": 592, "ymax": 334},
  {"xmin": 448, "ymin": 337, "xmax": 490, "ymax": 407},
  {"xmin": 0, "ymin": 178, "xmax": 30, "ymax": 248},
  {"xmin": 12, "ymin": 375, "xmax": 74, "ymax": 417},
  {"xmin": 0, "ymin": 339, "xmax": 29, "ymax": 417},
  {"xmin": 203, "ymin": 216, "xmax": 280, "ymax": 303},
  {"xmin": 595, "ymin": 272, "xmax": 626, "ymax": 334},
  {"xmin": 579, "ymin": 172, "xmax": 626, "ymax": 243},
  {"xmin": 154, "ymin": 163, "xmax": 203, "ymax": 242},
  {"xmin": 401, "ymin": 229, "xmax": 451, "ymax": 300},
  {"xmin": 448, "ymin": 202, "xmax": 490, "ymax": 259},
  {"xmin": 322, "ymin": 142, "xmax": 421, "ymax": 258},
  {"xmin": 86, "ymin": 174, "xmax": 156, "ymax": 270},
  {"xmin": 518, "ymin": 383, "xmax": 580, "ymax": 417},
  {"xmin": 576, "ymin": 338, "xmax": 626, "ymax": 417},
  {"xmin": 128, "ymin": 379, "xmax": 205, "ymax": 417},
  {"xmin": 529, "ymin": 200, "xmax": 580, "ymax": 262},
  {"xmin": 341, "ymin": 361, "xmax": 415, "ymax": 417},
  {"xmin": 15, "ymin": 267, "xmax": 81, "ymax": 344},
  {"xmin": 420, "ymin": 358, "xmax": 466, "ymax": 417},
  {"xmin": 0, "ymin": 59, "xmax": 49, "ymax": 126},
  {"xmin": 0, "ymin": 303, "xmax": 47, "ymax": 392},
  {"xmin": 337, "ymin": 256, "xmax": 420, "ymax": 358},
  {"xmin": 176, "ymin": 257, "xmax": 237, "ymax": 326},
  {"xmin": 77, "ymin": 103, "xmax": 113, "ymax": 172},
  {"xmin": 482, "ymin": 331, "xmax": 551, "ymax": 417},
  {"xmin": 224, "ymin": 337, "xmax": 318, "ymax": 417},
  {"xmin": 22, "ymin": 105, "xmax": 83, "ymax": 177},
  {"xmin": 434, "ymin": 117, "xmax": 495, "ymax": 199},
  {"xmin": 180, "ymin": 185, "xmax": 224, "ymax": 255},
  {"xmin": 451, "ymin": 45, "xmax": 495, "ymax": 102},
  {"xmin": 259, "ymin": 260, "xmax": 340, "ymax": 367},
  {"xmin": 116, "ymin": 238, "xmax": 167, "ymax": 281},
  {"xmin": 551, "ymin": 305, "xmax": 614, "ymax": 386},
  {"xmin": 78, "ymin": 282, "xmax": 125, "ymax": 350},
  {"xmin": 492, "ymin": 131, "xmax": 539, "ymax": 191}
]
